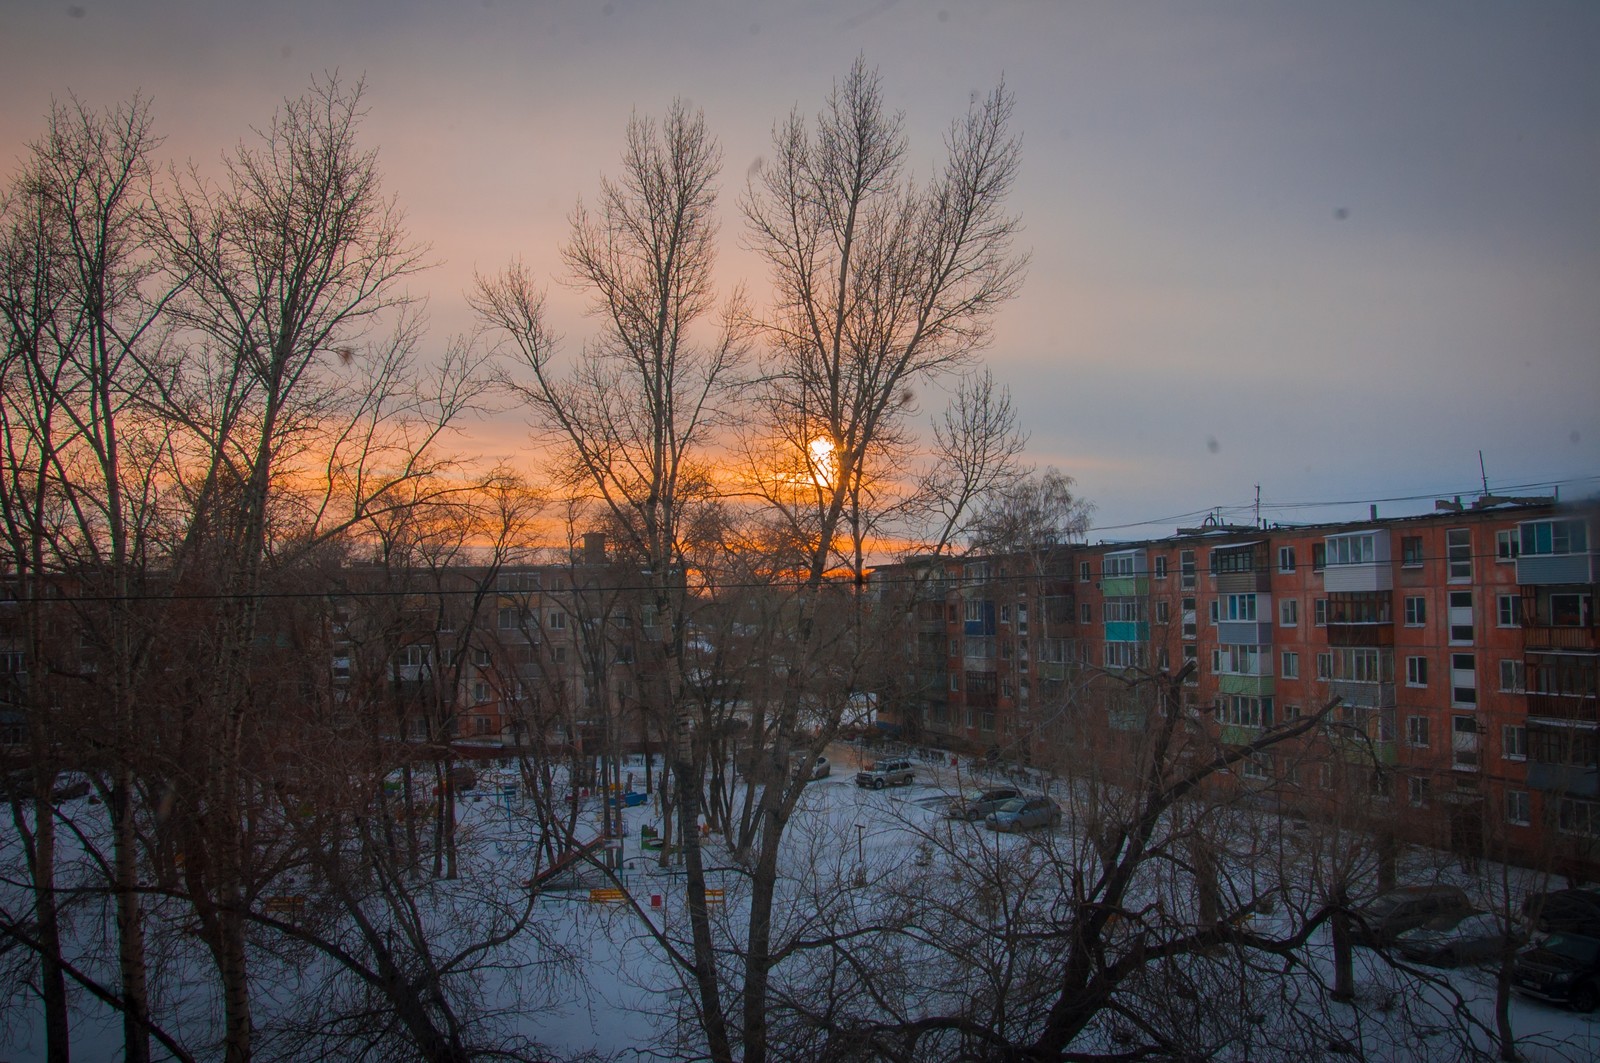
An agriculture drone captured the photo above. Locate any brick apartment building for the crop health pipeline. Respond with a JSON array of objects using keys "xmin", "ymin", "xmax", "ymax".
[{"xmin": 872, "ymin": 495, "xmax": 1599, "ymax": 877}]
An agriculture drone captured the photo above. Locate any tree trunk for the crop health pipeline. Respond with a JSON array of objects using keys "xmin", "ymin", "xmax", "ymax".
[
  {"xmin": 113, "ymin": 770, "xmax": 152, "ymax": 1063},
  {"xmin": 676, "ymin": 765, "xmax": 734, "ymax": 1063}
]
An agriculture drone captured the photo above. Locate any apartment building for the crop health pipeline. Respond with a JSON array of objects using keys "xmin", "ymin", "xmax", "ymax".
[{"xmin": 874, "ymin": 496, "xmax": 1600, "ymax": 876}]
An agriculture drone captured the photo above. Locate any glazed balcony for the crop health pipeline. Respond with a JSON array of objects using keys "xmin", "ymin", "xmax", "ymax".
[
  {"xmin": 1219, "ymin": 674, "xmax": 1275, "ymax": 698},
  {"xmin": 1329, "ymin": 678, "xmax": 1396, "ymax": 710}
]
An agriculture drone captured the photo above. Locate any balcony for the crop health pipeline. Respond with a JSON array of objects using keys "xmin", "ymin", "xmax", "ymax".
[
  {"xmin": 1517, "ymin": 554, "xmax": 1597, "ymax": 587},
  {"xmin": 1526, "ymin": 762, "xmax": 1600, "ymax": 798},
  {"xmin": 1526, "ymin": 691, "xmax": 1598, "ymax": 724},
  {"xmin": 1217, "ymin": 620, "xmax": 1273, "ymax": 646},
  {"xmin": 1326, "ymin": 590, "xmax": 1396, "ymax": 645},
  {"xmin": 1219, "ymin": 674, "xmax": 1275, "ymax": 698},
  {"xmin": 1330, "ymin": 679, "xmax": 1396, "ymax": 709},
  {"xmin": 1100, "ymin": 575, "xmax": 1148, "ymax": 598},
  {"xmin": 1212, "ymin": 543, "xmax": 1272, "ymax": 595},
  {"xmin": 1104, "ymin": 620, "xmax": 1149, "ymax": 643}
]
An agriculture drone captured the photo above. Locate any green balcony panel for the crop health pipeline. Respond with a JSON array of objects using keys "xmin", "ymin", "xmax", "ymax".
[
  {"xmin": 1219, "ymin": 674, "xmax": 1275, "ymax": 697},
  {"xmin": 1100, "ymin": 576, "xmax": 1149, "ymax": 598}
]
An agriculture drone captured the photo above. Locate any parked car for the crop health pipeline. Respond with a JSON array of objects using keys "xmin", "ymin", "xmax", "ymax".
[
  {"xmin": 793, "ymin": 755, "xmax": 830, "ymax": 781},
  {"xmin": 984, "ymin": 795, "xmax": 1061, "ymax": 833},
  {"xmin": 1522, "ymin": 888, "xmax": 1600, "ymax": 936},
  {"xmin": 1512, "ymin": 932, "xmax": 1600, "ymax": 1011},
  {"xmin": 1396, "ymin": 911, "xmax": 1524, "ymax": 967},
  {"xmin": 948, "ymin": 787, "xmax": 1022, "ymax": 821},
  {"xmin": 1350, "ymin": 885, "xmax": 1473, "ymax": 948},
  {"xmin": 854, "ymin": 758, "xmax": 914, "ymax": 790}
]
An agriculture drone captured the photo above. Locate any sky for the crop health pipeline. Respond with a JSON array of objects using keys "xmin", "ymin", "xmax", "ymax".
[{"xmin": 3, "ymin": 0, "xmax": 1597, "ymax": 541}]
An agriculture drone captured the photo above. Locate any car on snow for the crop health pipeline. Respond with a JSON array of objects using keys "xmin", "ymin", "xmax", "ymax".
[
  {"xmin": 948, "ymin": 787, "xmax": 1022, "ymax": 821},
  {"xmin": 1512, "ymin": 932, "xmax": 1600, "ymax": 1011},
  {"xmin": 1522, "ymin": 887, "xmax": 1600, "ymax": 937},
  {"xmin": 984, "ymin": 794, "xmax": 1061, "ymax": 833},
  {"xmin": 854, "ymin": 758, "xmax": 914, "ymax": 790},
  {"xmin": 793, "ymin": 755, "xmax": 830, "ymax": 781},
  {"xmin": 1349, "ymin": 884, "xmax": 1473, "ymax": 948},
  {"xmin": 1395, "ymin": 911, "xmax": 1524, "ymax": 968}
]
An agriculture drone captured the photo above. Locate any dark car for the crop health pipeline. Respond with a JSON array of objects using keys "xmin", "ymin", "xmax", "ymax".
[
  {"xmin": 984, "ymin": 795, "xmax": 1061, "ymax": 833},
  {"xmin": 1396, "ymin": 911, "xmax": 1524, "ymax": 968},
  {"xmin": 948, "ymin": 787, "xmax": 1022, "ymax": 821},
  {"xmin": 1350, "ymin": 885, "xmax": 1473, "ymax": 948},
  {"xmin": 1522, "ymin": 888, "xmax": 1600, "ymax": 937},
  {"xmin": 1512, "ymin": 932, "xmax": 1600, "ymax": 1011}
]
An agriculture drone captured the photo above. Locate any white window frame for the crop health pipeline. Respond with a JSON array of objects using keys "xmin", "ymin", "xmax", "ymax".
[
  {"xmin": 1279, "ymin": 598, "xmax": 1298, "ymax": 627},
  {"xmin": 1406, "ymin": 656, "xmax": 1428, "ymax": 687},
  {"xmin": 1281, "ymin": 651, "xmax": 1299, "ymax": 679}
]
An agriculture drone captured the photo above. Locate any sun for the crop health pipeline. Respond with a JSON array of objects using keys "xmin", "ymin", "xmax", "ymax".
[{"xmin": 807, "ymin": 436, "xmax": 837, "ymax": 488}]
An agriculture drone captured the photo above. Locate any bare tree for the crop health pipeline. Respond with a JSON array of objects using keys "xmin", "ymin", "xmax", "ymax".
[
  {"xmin": 0, "ymin": 92, "xmax": 175, "ymax": 1063},
  {"xmin": 149, "ymin": 74, "xmax": 472, "ymax": 1063},
  {"xmin": 475, "ymin": 97, "xmax": 750, "ymax": 1061},
  {"xmin": 682, "ymin": 58, "xmax": 1029, "ymax": 1063}
]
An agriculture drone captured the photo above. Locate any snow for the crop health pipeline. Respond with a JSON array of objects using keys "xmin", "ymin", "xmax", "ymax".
[{"xmin": 6, "ymin": 747, "xmax": 1600, "ymax": 1060}]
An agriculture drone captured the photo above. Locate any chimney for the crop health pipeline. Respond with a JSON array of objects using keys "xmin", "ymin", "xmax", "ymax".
[{"xmin": 582, "ymin": 532, "xmax": 606, "ymax": 566}]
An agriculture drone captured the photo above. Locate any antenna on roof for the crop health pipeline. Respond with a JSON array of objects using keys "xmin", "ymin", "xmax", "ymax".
[{"xmin": 1479, "ymin": 450, "xmax": 1489, "ymax": 498}]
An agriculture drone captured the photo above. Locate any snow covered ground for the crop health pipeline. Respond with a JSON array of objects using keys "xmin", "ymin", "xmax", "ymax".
[{"xmin": 6, "ymin": 745, "xmax": 1600, "ymax": 1060}]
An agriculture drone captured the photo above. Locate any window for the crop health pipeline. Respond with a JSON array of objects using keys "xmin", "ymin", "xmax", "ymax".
[
  {"xmin": 1105, "ymin": 642, "xmax": 1146, "ymax": 669},
  {"xmin": 498, "ymin": 607, "xmax": 520, "ymax": 630},
  {"xmin": 1080, "ymin": 602, "xmax": 1092, "ymax": 624},
  {"xmin": 965, "ymin": 600, "xmax": 985, "ymax": 623},
  {"xmin": 1180, "ymin": 550, "xmax": 1196, "ymax": 589},
  {"xmin": 1000, "ymin": 604, "xmax": 1011, "ymax": 623},
  {"xmin": 1242, "ymin": 754, "xmax": 1270, "ymax": 780},
  {"xmin": 1222, "ymin": 695, "xmax": 1273, "ymax": 728},
  {"xmin": 1404, "ymin": 596, "xmax": 1427, "ymax": 626},
  {"xmin": 1506, "ymin": 790, "xmax": 1531, "ymax": 826},
  {"xmin": 1224, "ymin": 594, "xmax": 1258, "ymax": 621},
  {"xmin": 1408, "ymin": 777, "xmax": 1429, "ymax": 807},
  {"xmin": 1497, "ymin": 594, "xmax": 1520, "ymax": 628},
  {"xmin": 1155, "ymin": 600, "xmax": 1170, "ymax": 624},
  {"xmin": 548, "ymin": 611, "xmax": 567, "ymax": 630},
  {"xmin": 1559, "ymin": 797, "xmax": 1600, "ymax": 838},
  {"xmin": 1282, "ymin": 651, "xmax": 1300, "ymax": 679},
  {"xmin": 1182, "ymin": 597, "xmax": 1197, "ymax": 638},
  {"xmin": 554, "ymin": 645, "xmax": 567, "ymax": 663},
  {"xmin": 1210, "ymin": 600, "xmax": 1219, "ymax": 624},
  {"xmin": 1079, "ymin": 561, "xmax": 1092, "ymax": 582},
  {"xmin": 1448, "ymin": 591, "xmax": 1474, "ymax": 643},
  {"xmin": 1157, "ymin": 646, "xmax": 1170, "ymax": 671},
  {"xmin": 1154, "ymin": 556, "xmax": 1168, "ymax": 579},
  {"xmin": 1447, "ymin": 529, "xmax": 1472, "ymax": 581},
  {"xmin": 1316, "ymin": 652, "xmax": 1332, "ymax": 681},
  {"xmin": 1325, "ymin": 533, "xmax": 1377, "ymax": 568},
  {"xmin": 1280, "ymin": 598, "xmax": 1298, "ymax": 627},
  {"xmin": 1218, "ymin": 644, "xmax": 1265, "ymax": 675},
  {"xmin": 1407, "ymin": 716, "xmax": 1430, "ymax": 747},
  {"xmin": 950, "ymin": 674, "xmax": 960, "ymax": 691},
  {"xmin": 1104, "ymin": 553, "xmax": 1139, "ymax": 577},
  {"xmin": 473, "ymin": 648, "xmax": 492, "ymax": 667},
  {"xmin": 1314, "ymin": 598, "xmax": 1328, "ymax": 626},
  {"xmin": 1406, "ymin": 656, "xmax": 1428, "ymax": 687},
  {"xmin": 1521, "ymin": 519, "xmax": 1589, "ymax": 557},
  {"xmin": 1402, "ymin": 535, "xmax": 1424, "ymax": 568},
  {"xmin": 1496, "ymin": 529, "xmax": 1519, "ymax": 562},
  {"xmin": 1333, "ymin": 647, "xmax": 1392, "ymax": 683},
  {"xmin": 1311, "ymin": 543, "xmax": 1326, "ymax": 572},
  {"xmin": 1278, "ymin": 546, "xmax": 1296, "ymax": 572},
  {"xmin": 1502, "ymin": 725, "xmax": 1526, "ymax": 761},
  {"xmin": 473, "ymin": 681, "xmax": 490, "ymax": 703},
  {"xmin": 1499, "ymin": 659, "xmax": 1525, "ymax": 692},
  {"xmin": 950, "ymin": 638, "xmax": 959, "ymax": 656},
  {"xmin": 1451, "ymin": 653, "xmax": 1477, "ymax": 707}
]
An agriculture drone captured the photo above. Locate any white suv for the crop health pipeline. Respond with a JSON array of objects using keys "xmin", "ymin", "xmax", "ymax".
[{"xmin": 854, "ymin": 758, "xmax": 914, "ymax": 790}]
